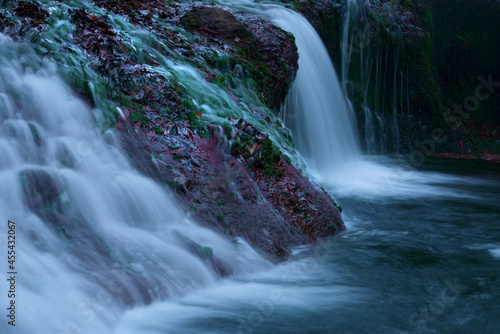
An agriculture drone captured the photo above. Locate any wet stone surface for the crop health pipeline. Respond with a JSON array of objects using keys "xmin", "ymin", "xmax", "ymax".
[{"xmin": 1, "ymin": 0, "xmax": 344, "ymax": 260}]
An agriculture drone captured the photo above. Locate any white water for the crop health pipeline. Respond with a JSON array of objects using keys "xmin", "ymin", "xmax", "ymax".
[
  {"xmin": 265, "ymin": 7, "xmax": 361, "ymax": 175},
  {"xmin": 0, "ymin": 3, "xmax": 489, "ymax": 333},
  {"xmin": 255, "ymin": 4, "xmax": 475, "ymax": 199},
  {"xmin": 209, "ymin": 0, "xmax": 483, "ymax": 201},
  {"xmin": 0, "ymin": 35, "xmax": 271, "ymax": 333}
]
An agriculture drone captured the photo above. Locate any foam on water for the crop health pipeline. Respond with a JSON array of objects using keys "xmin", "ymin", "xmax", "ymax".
[
  {"xmin": 112, "ymin": 256, "xmax": 367, "ymax": 334},
  {"xmin": 316, "ymin": 156, "xmax": 482, "ymax": 199},
  {"xmin": 490, "ymin": 248, "xmax": 500, "ymax": 259}
]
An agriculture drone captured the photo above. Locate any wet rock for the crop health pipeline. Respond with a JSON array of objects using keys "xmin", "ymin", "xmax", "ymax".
[
  {"xmin": 0, "ymin": 12, "xmax": 13, "ymax": 30},
  {"xmin": 174, "ymin": 232, "xmax": 232, "ymax": 277},
  {"xmin": 69, "ymin": 8, "xmax": 120, "ymax": 59},
  {"xmin": 120, "ymin": 117, "xmax": 344, "ymax": 260},
  {"xmin": 181, "ymin": 7, "xmax": 249, "ymax": 42},
  {"xmin": 14, "ymin": 1, "xmax": 49, "ymax": 22},
  {"xmin": 182, "ymin": 4, "xmax": 298, "ymax": 112},
  {"xmin": 19, "ymin": 168, "xmax": 63, "ymax": 210},
  {"xmin": 3, "ymin": 0, "xmax": 343, "ymax": 261}
]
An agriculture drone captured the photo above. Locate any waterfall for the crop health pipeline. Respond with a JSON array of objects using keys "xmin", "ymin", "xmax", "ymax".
[
  {"xmin": 341, "ymin": 0, "xmax": 378, "ymax": 154},
  {"xmin": 0, "ymin": 35, "xmax": 269, "ymax": 333},
  {"xmin": 341, "ymin": 0, "xmax": 357, "ymax": 93},
  {"xmin": 263, "ymin": 6, "xmax": 361, "ymax": 176},
  {"xmin": 258, "ymin": 2, "xmax": 452, "ymax": 198}
]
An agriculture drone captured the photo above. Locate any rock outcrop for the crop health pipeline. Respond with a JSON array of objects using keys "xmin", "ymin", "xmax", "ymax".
[{"xmin": 0, "ymin": 0, "xmax": 344, "ymax": 260}]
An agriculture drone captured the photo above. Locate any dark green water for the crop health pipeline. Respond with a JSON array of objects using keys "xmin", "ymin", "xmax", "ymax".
[
  {"xmin": 318, "ymin": 158, "xmax": 500, "ymax": 333},
  {"xmin": 115, "ymin": 158, "xmax": 500, "ymax": 334}
]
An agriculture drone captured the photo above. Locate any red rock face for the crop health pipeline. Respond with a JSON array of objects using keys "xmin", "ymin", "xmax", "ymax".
[{"xmin": 120, "ymin": 118, "xmax": 344, "ymax": 260}]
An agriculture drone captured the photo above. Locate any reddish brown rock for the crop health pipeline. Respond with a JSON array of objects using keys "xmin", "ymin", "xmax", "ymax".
[
  {"xmin": 181, "ymin": 7, "xmax": 248, "ymax": 42},
  {"xmin": 119, "ymin": 118, "xmax": 344, "ymax": 260}
]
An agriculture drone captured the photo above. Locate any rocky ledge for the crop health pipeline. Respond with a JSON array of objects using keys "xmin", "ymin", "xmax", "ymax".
[{"xmin": 1, "ymin": 0, "xmax": 344, "ymax": 260}]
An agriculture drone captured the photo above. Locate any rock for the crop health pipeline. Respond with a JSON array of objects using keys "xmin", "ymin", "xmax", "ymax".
[
  {"xmin": 19, "ymin": 168, "xmax": 63, "ymax": 210},
  {"xmin": 181, "ymin": 7, "xmax": 249, "ymax": 42},
  {"xmin": 2, "ymin": 0, "xmax": 343, "ymax": 261},
  {"xmin": 120, "ymin": 117, "xmax": 344, "ymax": 260},
  {"xmin": 182, "ymin": 5, "xmax": 298, "ymax": 112},
  {"xmin": 14, "ymin": 1, "xmax": 49, "ymax": 21}
]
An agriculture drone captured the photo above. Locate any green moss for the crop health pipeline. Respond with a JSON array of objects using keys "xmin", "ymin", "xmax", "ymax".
[
  {"xmin": 129, "ymin": 111, "xmax": 149, "ymax": 125},
  {"xmin": 402, "ymin": 1, "xmax": 413, "ymax": 9},
  {"xmin": 168, "ymin": 180, "xmax": 179, "ymax": 188},
  {"xmin": 30, "ymin": 32, "xmax": 41, "ymax": 44},
  {"xmin": 188, "ymin": 18, "xmax": 199, "ymax": 30},
  {"xmin": 253, "ymin": 137, "xmax": 283, "ymax": 177},
  {"xmin": 332, "ymin": 200, "xmax": 343, "ymax": 213}
]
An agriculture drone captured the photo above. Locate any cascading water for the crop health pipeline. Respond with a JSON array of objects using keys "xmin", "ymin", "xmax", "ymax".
[
  {"xmin": 264, "ymin": 6, "xmax": 361, "ymax": 176},
  {"xmin": 341, "ymin": 0, "xmax": 412, "ymax": 155},
  {"xmin": 211, "ymin": 0, "xmax": 471, "ymax": 198},
  {"xmin": 341, "ymin": 0, "xmax": 357, "ymax": 93},
  {"xmin": 1, "ymin": 3, "xmax": 498, "ymax": 334},
  {"xmin": 341, "ymin": 0, "xmax": 379, "ymax": 154},
  {"xmin": 214, "ymin": 0, "xmax": 361, "ymax": 174},
  {"xmin": 0, "ymin": 34, "xmax": 270, "ymax": 333},
  {"xmin": 256, "ymin": 1, "xmax": 471, "ymax": 198}
]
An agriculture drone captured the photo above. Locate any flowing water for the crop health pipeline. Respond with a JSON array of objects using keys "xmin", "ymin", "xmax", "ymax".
[
  {"xmin": 0, "ymin": 34, "xmax": 271, "ymax": 333},
  {"xmin": 110, "ymin": 158, "xmax": 500, "ymax": 334},
  {"xmin": 266, "ymin": 6, "xmax": 361, "ymax": 174},
  {"xmin": 1, "ymin": 2, "xmax": 499, "ymax": 334}
]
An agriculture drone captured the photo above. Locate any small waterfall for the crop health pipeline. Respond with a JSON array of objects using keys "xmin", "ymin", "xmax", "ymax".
[
  {"xmin": 391, "ymin": 48, "xmax": 401, "ymax": 154},
  {"xmin": 263, "ymin": 6, "xmax": 361, "ymax": 176},
  {"xmin": 340, "ymin": 0, "xmax": 380, "ymax": 154},
  {"xmin": 215, "ymin": 0, "xmax": 469, "ymax": 200},
  {"xmin": 363, "ymin": 104, "xmax": 375, "ymax": 152},
  {"xmin": 341, "ymin": 0, "xmax": 358, "ymax": 93},
  {"xmin": 0, "ymin": 35, "xmax": 269, "ymax": 333},
  {"xmin": 214, "ymin": 0, "xmax": 362, "ymax": 175},
  {"xmin": 260, "ymin": 1, "xmax": 450, "ymax": 197}
]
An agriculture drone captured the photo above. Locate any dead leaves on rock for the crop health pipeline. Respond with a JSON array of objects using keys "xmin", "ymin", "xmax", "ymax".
[
  {"xmin": 14, "ymin": 1, "xmax": 49, "ymax": 22},
  {"xmin": 69, "ymin": 8, "xmax": 120, "ymax": 58}
]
